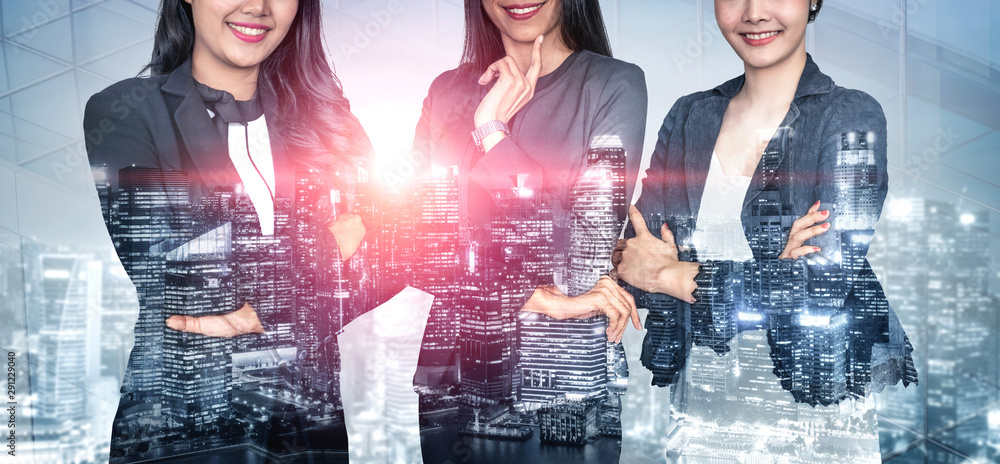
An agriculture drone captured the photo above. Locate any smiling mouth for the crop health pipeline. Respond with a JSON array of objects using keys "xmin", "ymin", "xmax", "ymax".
[
  {"xmin": 503, "ymin": 2, "xmax": 545, "ymax": 15},
  {"xmin": 741, "ymin": 31, "xmax": 780, "ymax": 40},
  {"xmin": 227, "ymin": 22, "xmax": 270, "ymax": 37}
]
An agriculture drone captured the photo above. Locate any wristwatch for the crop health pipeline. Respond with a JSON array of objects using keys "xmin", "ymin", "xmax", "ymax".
[{"xmin": 471, "ymin": 120, "xmax": 510, "ymax": 152}]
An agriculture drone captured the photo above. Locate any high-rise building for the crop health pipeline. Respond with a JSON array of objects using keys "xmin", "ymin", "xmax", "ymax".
[
  {"xmin": 518, "ymin": 143, "xmax": 626, "ymax": 403},
  {"xmin": 112, "ymin": 167, "xmax": 192, "ymax": 401},
  {"xmin": 834, "ymin": 131, "xmax": 880, "ymax": 233},
  {"xmin": 792, "ymin": 312, "xmax": 849, "ymax": 405},
  {"xmin": 566, "ymin": 143, "xmax": 626, "ymax": 297},
  {"xmin": 414, "ymin": 167, "xmax": 462, "ymax": 387},
  {"xmin": 161, "ymin": 224, "xmax": 235, "ymax": 431},
  {"xmin": 687, "ymin": 260, "xmax": 739, "ymax": 394},
  {"xmin": 458, "ymin": 253, "xmax": 516, "ymax": 404},
  {"xmin": 36, "ymin": 253, "xmax": 92, "ymax": 421},
  {"xmin": 232, "ymin": 194, "xmax": 295, "ymax": 350}
]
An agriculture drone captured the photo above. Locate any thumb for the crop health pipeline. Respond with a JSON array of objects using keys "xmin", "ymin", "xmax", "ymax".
[
  {"xmin": 660, "ymin": 224, "xmax": 679, "ymax": 257},
  {"xmin": 166, "ymin": 314, "xmax": 195, "ymax": 333}
]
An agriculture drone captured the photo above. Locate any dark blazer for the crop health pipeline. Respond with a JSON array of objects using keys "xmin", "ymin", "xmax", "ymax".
[
  {"xmin": 85, "ymin": 59, "xmax": 303, "ymax": 216},
  {"xmin": 85, "ymin": 59, "xmax": 357, "ymax": 460},
  {"xmin": 628, "ymin": 55, "xmax": 916, "ymax": 402},
  {"xmin": 84, "ymin": 58, "xmax": 355, "ymax": 329}
]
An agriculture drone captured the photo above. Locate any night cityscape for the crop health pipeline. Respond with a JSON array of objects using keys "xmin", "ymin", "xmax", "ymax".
[
  {"xmin": 88, "ymin": 165, "xmax": 357, "ymax": 462},
  {"xmin": 1, "ymin": 1, "xmax": 997, "ymax": 463}
]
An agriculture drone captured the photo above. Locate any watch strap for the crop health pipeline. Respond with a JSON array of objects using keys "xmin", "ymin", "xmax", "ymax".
[{"xmin": 472, "ymin": 120, "xmax": 510, "ymax": 152}]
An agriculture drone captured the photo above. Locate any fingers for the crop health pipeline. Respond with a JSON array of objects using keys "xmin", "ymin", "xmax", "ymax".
[
  {"xmin": 611, "ymin": 238, "xmax": 626, "ymax": 268},
  {"xmin": 659, "ymin": 224, "xmax": 678, "ymax": 249},
  {"xmin": 613, "ymin": 238, "xmax": 627, "ymax": 251},
  {"xmin": 629, "ymin": 300, "xmax": 642, "ymax": 331},
  {"xmin": 783, "ymin": 245, "xmax": 823, "ymax": 260},
  {"xmin": 166, "ymin": 314, "xmax": 237, "ymax": 338},
  {"xmin": 808, "ymin": 200, "xmax": 821, "ymax": 214},
  {"xmin": 503, "ymin": 56, "xmax": 534, "ymax": 113},
  {"xmin": 790, "ymin": 208, "xmax": 830, "ymax": 236},
  {"xmin": 597, "ymin": 276, "xmax": 637, "ymax": 343},
  {"xmin": 791, "ymin": 222, "xmax": 830, "ymax": 245},
  {"xmin": 478, "ymin": 60, "xmax": 501, "ymax": 85},
  {"xmin": 628, "ymin": 205, "xmax": 650, "ymax": 236},
  {"xmin": 782, "ymin": 222, "xmax": 831, "ymax": 259},
  {"xmin": 330, "ymin": 214, "xmax": 367, "ymax": 261},
  {"xmin": 598, "ymin": 277, "xmax": 627, "ymax": 341},
  {"xmin": 681, "ymin": 262, "xmax": 699, "ymax": 304},
  {"xmin": 164, "ymin": 303, "xmax": 262, "ymax": 338},
  {"xmin": 603, "ymin": 294, "xmax": 624, "ymax": 342},
  {"xmin": 525, "ymin": 35, "xmax": 544, "ymax": 87}
]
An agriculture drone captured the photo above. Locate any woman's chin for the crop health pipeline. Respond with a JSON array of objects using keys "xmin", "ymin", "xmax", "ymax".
[{"xmin": 223, "ymin": 53, "xmax": 270, "ymax": 70}]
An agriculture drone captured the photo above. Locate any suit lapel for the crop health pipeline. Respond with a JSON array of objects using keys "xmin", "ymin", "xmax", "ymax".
[
  {"xmin": 161, "ymin": 60, "xmax": 240, "ymax": 197},
  {"xmin": 173, "ymin": 91, "xmax": 238, "ymax": 195},
  {"xmin": 683, "ymin": 97, "xmax": 728, "ymax": 222},
  {"xmin": 742, "ymin": 103, "xmax": 799, "ymax": 210}
]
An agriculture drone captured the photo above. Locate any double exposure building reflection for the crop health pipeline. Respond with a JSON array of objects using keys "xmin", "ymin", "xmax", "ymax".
[
  {"xmin": 414, "ymin": 139, "xmax": 630, "ymax": 452},
  {"xmin": 161, "ymin": 224, "xmax": 234, "ymax": 431},
  {"xmin": 96, "ymin": 165, "xmax": 355, "ymax": 461}
]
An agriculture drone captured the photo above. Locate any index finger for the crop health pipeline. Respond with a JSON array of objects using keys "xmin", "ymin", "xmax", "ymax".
[
  {"xmin": 628, "ymin": 205, "xmax": 650, "ymax": 236},
  {"xmin": 525, "ymin": 35, "xmax": 544, "ymax": 86},
  {"xmin": 478, "ymin": 59, "xmax": 503, "ymax": 85},
  {"xmin": 808, "ymin": 200, "xmax": 821, "ymax": 214}
]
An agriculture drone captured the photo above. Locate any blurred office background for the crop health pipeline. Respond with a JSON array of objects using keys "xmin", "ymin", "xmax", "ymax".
[{"xmin": 0, "ymin": 0, "xmax": 996, "ymax": 462}]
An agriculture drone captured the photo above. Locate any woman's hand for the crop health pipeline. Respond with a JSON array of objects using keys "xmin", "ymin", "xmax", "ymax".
[
  {"xmin": 473, "ymin": 35, "xmax": 544, "ymax": 152},
  {"xmin": 165, "ymin": 302, "xmax": 263, "ymax": 338},
  {"xmin": 614, "ymin": 206, "xmax": 700, "ymax": 303},
  {"xmin": 328, "ymin": 214, "xmax": 367, "ymax": 261},
  {"xmin": 778, "ymin": 200, "xmax": 830, "ymax": 259},
  {"xmin": 522, "ymin": 276, "xmax": 641, "ymax": 344}
]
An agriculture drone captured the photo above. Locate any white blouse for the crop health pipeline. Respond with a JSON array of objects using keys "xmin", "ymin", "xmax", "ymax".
[
  {"xmin": 691, "ymin": 152, "xmax": 754, "ymax": 262},
  {"xmin": 223, "ymin": 114, "xmax": 277, "ymax": 236}
]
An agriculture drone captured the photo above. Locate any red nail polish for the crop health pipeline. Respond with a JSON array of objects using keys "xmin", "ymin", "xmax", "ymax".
[
  {"xmin": 823, "ymin": 223, "xmax": 831, "ymax": 229},
  {"xmin": 814, "ymin": 247, "xmax": 821, "ymax": 252},
  {"xmin": 821, "ymin": 210, "xmax": 829, "ymax": 216},
  {"xmin": 813, "ymin": 201, "xmax": 820, "ymax": 207}
]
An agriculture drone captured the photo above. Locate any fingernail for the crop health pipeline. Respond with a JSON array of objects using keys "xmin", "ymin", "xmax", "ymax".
[
  {"xmin": 814, "ymin": 247, "xmax": 821, "ymax": 252},
  {"xmin": 822, "ymin": 223, "xmax": 831, "ymax": 229},
  {"xmin": 821, "ymin": 210, "xmax": 829, "ymax": 216},
  {"xmin": 813, "ymin": 201, "xmax": 820, "ymax": 207}
]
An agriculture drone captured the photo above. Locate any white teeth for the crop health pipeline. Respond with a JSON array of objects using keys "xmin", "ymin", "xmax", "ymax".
[
  {"xmin": 745, "ymin": 31, "xmax": 778, "ymax": 40},
  {"xmin": 505, "ymin": 4, "xmax": 543, "ymax": 15},
  {"xmin": 228, "ymin": 23, "xmax": 267, "ymax": 36}
]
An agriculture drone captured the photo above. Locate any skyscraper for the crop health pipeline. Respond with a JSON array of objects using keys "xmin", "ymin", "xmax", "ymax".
[
  {"xmin": 161, "ymin": 224, "xmax": 235, "ymax": 431},
  {"xmin": 36, "ymin": 253, "xmax": 92, "ymax": 422},
  {"xmin": 414, "ymin": 167, "xmax": 462, "ymax": 387},
  {"xmin": 519, "ymin": 143, "xmax": 627, "ymax": 403},
  {"xmin": 112, "ymin": 167, "xmax": 192, "ymax": 401}
]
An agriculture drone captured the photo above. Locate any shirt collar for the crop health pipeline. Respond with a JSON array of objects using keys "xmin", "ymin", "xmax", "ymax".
[
  {"xmin": 161, "ymin": 57, "xmax": 264, "ymax": 124},
  {"xmin": 194, "ymin": 79, "xmax": 264, "ymax": 125},
  {"xmin": 713, "ymin": 53, "xmax": 836, "ymax": 100}
]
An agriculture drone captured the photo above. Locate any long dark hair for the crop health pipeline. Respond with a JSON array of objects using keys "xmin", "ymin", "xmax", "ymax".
[
  {"xmin": 460, "ymin": 0, "xmax": 613, "ymax": 73},
  {"xmin": 144, "ymin": 0, "xmax": 371, "ymax": 221}
]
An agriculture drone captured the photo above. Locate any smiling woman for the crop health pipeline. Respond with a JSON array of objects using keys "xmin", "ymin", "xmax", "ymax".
[
  {"xmin": 410, "ymin": 0, "xmax": 647, "ymax": 462},
  {"xmin": 85, "ymin": 0, "xmax": 375, "ymax": 462},
  {"xmin": 617, "ymin": 0, "xmax": 916, "ymax": 461}
]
